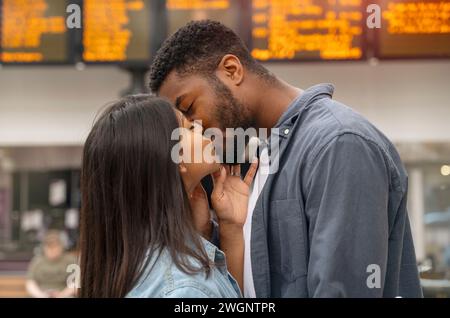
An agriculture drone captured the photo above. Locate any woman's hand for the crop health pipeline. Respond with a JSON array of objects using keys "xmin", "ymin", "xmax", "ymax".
[
  {"xmin": 211, "ymin": 159, "xmax": 259, "ymax": 227},
  {"xmin": 188, "ymin": 184, "xmax": 213, "ymax": 239},
  {"xmin": 211, "ymin": 159, "xmax": 258, "ymax": 292}
]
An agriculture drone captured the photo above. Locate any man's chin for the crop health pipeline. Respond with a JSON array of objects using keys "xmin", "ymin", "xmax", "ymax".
[{"xmin": 211, "ymin": 134, "xmax": 249, "ymax": 164}]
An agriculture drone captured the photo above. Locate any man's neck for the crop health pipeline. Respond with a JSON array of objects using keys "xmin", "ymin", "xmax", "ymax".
[{"xmin": 252, "ymin": 78, "xmax": 303, "ymax": 131}]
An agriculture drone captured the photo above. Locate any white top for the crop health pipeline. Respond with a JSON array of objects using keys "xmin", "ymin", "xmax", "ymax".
[{"xmin": 243, "ymin": 143, "xmax": 270, "ymax": 298}]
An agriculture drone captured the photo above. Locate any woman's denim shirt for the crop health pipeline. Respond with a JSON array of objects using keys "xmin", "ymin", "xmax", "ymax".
[{"xmin": 126, "ymin": 237, "xmax": 241, "ymax": 298}]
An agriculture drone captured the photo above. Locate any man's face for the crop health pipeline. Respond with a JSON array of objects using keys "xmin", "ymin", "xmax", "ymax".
[{"xmin": 159, "ymin": 70, "xmax": 253, "ymax": 162}]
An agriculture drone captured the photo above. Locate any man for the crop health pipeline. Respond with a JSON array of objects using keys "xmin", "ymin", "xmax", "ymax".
[{"xmin": 149, "ymin": 20, "xmax": 422, "ymax": 298}]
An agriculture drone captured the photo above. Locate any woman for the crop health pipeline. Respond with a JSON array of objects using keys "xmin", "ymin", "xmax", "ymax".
[{"xmin": 79, "ymin": 94, "xmax": 257, "ymax": 297}]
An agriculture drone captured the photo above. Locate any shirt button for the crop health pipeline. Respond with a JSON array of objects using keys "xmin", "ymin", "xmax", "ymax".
[{"xmin": 284, "ymin": 128, "xmax": 290, "ymax": 135}]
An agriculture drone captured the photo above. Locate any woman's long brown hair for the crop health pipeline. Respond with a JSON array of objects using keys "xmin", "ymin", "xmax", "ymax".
[{"xmin": 79, "ymin": 95, "xmax": 210, "ymax": 298}]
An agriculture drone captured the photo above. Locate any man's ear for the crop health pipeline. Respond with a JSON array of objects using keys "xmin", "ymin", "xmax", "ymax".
[{"xmin": 216, "ymin": 54, "xmax": 244, "ymax": 86}]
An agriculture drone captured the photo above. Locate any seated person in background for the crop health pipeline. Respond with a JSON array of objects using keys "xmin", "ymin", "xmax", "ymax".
[{"xmin": 26, "ymin": 230, "xmax": 77, "ymax": 298}]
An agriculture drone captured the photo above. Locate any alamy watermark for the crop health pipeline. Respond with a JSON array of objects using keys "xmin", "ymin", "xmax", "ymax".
[
  {"xmin": 66, "ymin": 263, "xmax": 80, "ymax": 289},
  {"xmin": 171, "ymin": 122, "xmax": 280, "ymax": 174},
  {"xmin": 64, "ymin": 4, "xmax": 384, "ymax": 30},
  {"xmin": 66, "ymin": 4, "xmax": 81, "ymax": 29},
  {"xmin": 366, "ymin": 264, "xmax": 381, "ymax": 289}
]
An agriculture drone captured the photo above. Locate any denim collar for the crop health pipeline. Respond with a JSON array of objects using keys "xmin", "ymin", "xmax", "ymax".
[{"xmin": 200, "ymin": 236, "xmax": 225, "ymax": 264}]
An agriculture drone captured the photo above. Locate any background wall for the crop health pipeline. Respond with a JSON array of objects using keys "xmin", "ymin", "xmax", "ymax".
[{"xmin": 1, "ymin": 60, "xmax": 449, "ymax": 146}]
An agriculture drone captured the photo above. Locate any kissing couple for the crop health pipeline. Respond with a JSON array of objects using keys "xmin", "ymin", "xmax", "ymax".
[{"xmin": 78, "ymin": 21, "xmax": 422, "ymax": 298}]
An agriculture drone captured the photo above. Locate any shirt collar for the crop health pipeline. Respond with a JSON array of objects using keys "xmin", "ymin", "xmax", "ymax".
[
  {"xmin": 275, "ymin": 83, "xmax": 335, "ymax": 129},
  {"xmin": 200, "ymin": 236, "xmax": 225, "ymax": 263}
]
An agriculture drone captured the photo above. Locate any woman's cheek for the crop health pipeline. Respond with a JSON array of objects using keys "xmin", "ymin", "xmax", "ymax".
[{"xmin": 202, "ymin": 138, "xmax": 218, "ymax": 163}]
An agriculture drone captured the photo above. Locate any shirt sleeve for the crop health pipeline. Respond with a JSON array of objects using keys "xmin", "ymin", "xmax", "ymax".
[{"xmin": 304, "ymin": 133, "xmax": 390, "ymax": 297}]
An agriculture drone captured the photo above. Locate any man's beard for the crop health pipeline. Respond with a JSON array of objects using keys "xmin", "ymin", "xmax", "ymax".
[{"xmin": 209, "ymin": 75, "xmax": 254, "ymax": 164}]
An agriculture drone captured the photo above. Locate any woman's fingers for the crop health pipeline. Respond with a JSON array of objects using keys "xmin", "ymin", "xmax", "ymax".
[
  {"xmin": 218, "ymin": 164, "xmax": 229, "ymax": 176},
  {"xmin": 212, "ymin": 165, "xmax": 227, "ymax": 197},
  {"xmin": 232, "ymin": 164, "xmax": 241, "ymax": 177},
  {"xmin": 244, "ymin": 158, "xmax": 259, "ymax": 187}
]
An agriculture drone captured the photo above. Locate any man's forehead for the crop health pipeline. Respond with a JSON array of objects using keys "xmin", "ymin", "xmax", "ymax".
[{"xmin": 158, "ymin": 71, "xmax": 201, "ymax": 102}]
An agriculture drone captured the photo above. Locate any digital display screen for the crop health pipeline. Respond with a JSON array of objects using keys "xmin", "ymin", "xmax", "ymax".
[
  {"xmin": 250, "ymin": 0, "xmax": 365, "ymax": 61},
  {"xmin": 166, "ymin": 0, "xmax": 242, "ymax": 37},
  {"xmin": 82, "ymin": 0, "xmax": 152, "ymax": 63},
  {"xmin": 1, "ymin": 0, "xmax": 449, "ymax": 66},
  {"xmin": 376, "ymin": 0, "xmax": 450, "ymax": 58},
  {"xmin": 0, "ymin": 0, "xmax": 71, "ymax": 64}
]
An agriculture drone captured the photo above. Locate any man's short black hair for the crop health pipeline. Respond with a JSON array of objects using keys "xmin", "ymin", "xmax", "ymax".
[{"xmin": 149, "ymin": 20, "xmax": 271, "ymax": 93}]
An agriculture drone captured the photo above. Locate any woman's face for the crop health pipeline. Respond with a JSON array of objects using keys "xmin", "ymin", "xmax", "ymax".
[{"xmin": 175, "ymin": 109, "xmax": 221, "ymax": 192}]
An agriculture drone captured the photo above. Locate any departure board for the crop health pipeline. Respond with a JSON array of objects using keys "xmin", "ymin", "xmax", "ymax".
[
  {"xmin": 166, "ymin": 0, "xmax": 242, "ymax": 37},
  {"xmin": 377, "ymin": 0, "xmax": 450, "ymax": 58},
  {"xmin": 2, "ymin": 0, "xmax": 450, "ymax": 66},
  {"xmin": 0, "ymin": 0, "xmax": 70, "ymax": 64},
  {"xmin": 251, "ymin": 0, "xmax": 365, "ymax": 61},
  {"xmin": 82, "ymin": 0, "xmax": 152, "ymax": 63}
]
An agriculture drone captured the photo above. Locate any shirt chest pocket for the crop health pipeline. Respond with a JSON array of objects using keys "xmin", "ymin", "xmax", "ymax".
[{"xmin": 268, "ymin": 199, "xmax": 308, "ymax": 282}]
